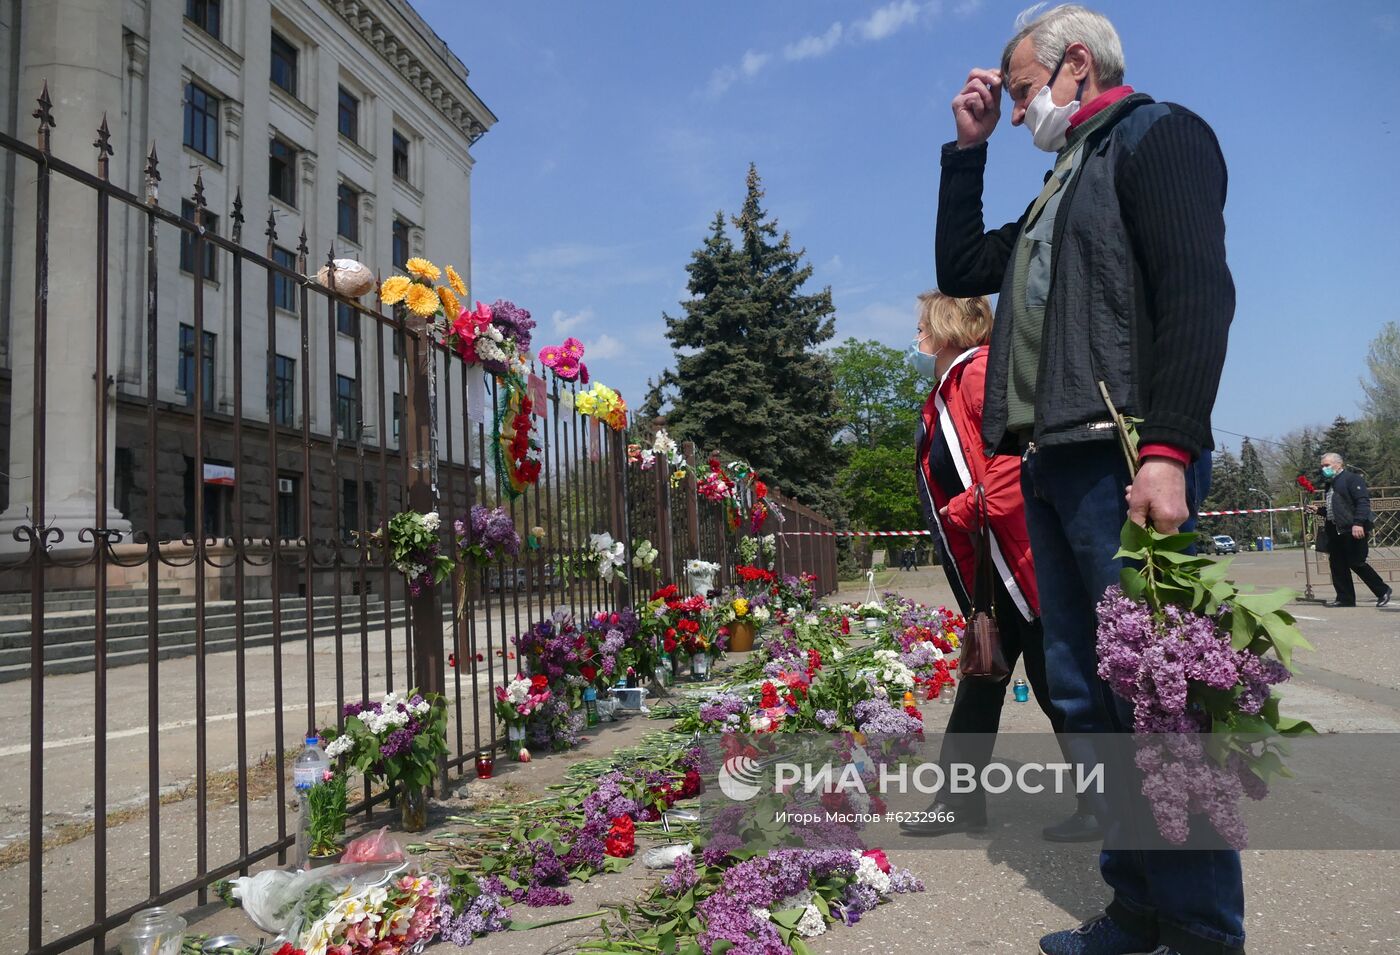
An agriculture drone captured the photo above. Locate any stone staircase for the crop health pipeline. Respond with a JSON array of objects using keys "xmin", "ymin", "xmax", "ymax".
[{"xmin": 0, "ymin": 586, "xmax": 414, "ymax": 682}]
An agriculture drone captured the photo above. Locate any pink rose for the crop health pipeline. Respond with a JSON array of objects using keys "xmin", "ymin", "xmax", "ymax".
[{"xmin": 863, "ymin": 848, "xmax": 892, "ymax": 873}]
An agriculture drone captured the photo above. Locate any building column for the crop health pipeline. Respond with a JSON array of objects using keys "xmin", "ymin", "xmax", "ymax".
[{"xmin": 0, "ymin": 0, "xmax": 131, "ymax": 554}]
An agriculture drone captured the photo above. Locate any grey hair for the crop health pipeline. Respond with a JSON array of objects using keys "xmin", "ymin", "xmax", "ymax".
[
  {"xmin": 1322, "ymin": 452, "xmax": 1345, "ymax": 467},
  {"xmin": 1000, "ymin": 4, "xmax": 1125, "ymax": 89}
]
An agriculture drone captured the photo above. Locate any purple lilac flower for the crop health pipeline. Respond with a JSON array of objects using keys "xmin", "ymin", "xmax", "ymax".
[
  {"xmin": 519, "ymin": 884, "xmax": 572, "ymax": 907},
  {"xmin": 888, "ymin": 866, "xmax": 925, "ymax": 893},
  {"xmin": 661, "ymin": 853, "xmax": 698, "ymax": 896},
  {"xmin": 698, "ymin": 693, "xmax": 747, "ymax": 728},
  {"xmin": 530, "ymin": 840, "xmax": 568, "ymax": 886},
  {"xmin": 438, "ymin": 892, "xmax": 510, "ymax": 946},
  {"xmin": 853, "ymin": 698, "xmax": 923, "ymax": 737},
  {"xmin": 489, "ymin": 299, "xmax": 535, "ymax": 352},
  {"xmin": 379, "ymin": 727, "xmax": 415, "ymax": 758},
  {"xmin": 814, "ymin": 709, "xmax": 838, "ymax": 731},
  {"xmin": 838, "ymin": 882, "xmax": 880, "ymax": 925}
]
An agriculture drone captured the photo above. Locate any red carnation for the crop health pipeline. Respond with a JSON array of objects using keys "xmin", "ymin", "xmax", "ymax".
[
  {"xmin": 760, "ymin": 682, "xmax": 780, "ymax": 709},
  {"xmin": 754, "ymin": 480, "xmax": 768, "ymax": 499},
  {"xmin": 604, "ymin": 815, "xmax": 636, "ymax": 857},
  {"xmin": 1296, "ymin": 473, "xmax": 1317, "ymax": 494},
  {"xmin": 580, "ymin": 664, "xmax": 597, "ymax": 683},
  {"xmin": 663, "ymin": 636, "xmax": 677, "ymax": 653},
  {"xmin": 679, "ymin": 768, "xmax": 703, "ymax": 798},
  {"xmin": 531, "ymin": 674, "xmax": 549, "ymax": 691}
]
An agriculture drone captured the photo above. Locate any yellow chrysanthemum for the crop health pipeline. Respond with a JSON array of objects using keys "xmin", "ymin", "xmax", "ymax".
[
  {"xmin": 405, "ymin": 282, "xmax": 441, "ymax": 317},
  {"xmin": 445, "ymin": 264, "xmax": 467, "ymax": 297},
  {"xmin": 405, "ymin": 257, "xmax": 441, "ymax": 282},
  {"xmin": 380, "ymin": 275, "xmax": 412, "ymax": 305},
  {"xmin": 437, "ymin": 285, "xmax": 461, "ymax": 317}
]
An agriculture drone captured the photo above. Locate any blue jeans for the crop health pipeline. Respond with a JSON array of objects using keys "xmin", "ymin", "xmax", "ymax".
[{"xmin": 1021, "ymin": 441, "xmax": 1245, "ymax": 955}]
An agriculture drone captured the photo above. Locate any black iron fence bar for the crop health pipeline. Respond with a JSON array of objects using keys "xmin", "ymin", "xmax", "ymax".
[
  {"xmin": 143, "ymin": 146, "xmax": 164, "ymax": 892},
  {"xmin": 25, "ymin": 89, "xmax": 51, "ymax": 955},
  {"xmin": 262, "ymin": 209, "xmax": 290, "ymax": 856},
  {"xmin": 189, "ymin": 172, "xmax": 211, "ymax": 906},
  {"xmin": 229, "ymin": 191, "xmax": 252, "ymax": 884}
]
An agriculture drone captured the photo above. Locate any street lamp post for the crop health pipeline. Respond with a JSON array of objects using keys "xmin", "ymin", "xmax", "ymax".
[{"xmin": 1248, "ymin": 488, "xmax": 1275, "ymax": 548}]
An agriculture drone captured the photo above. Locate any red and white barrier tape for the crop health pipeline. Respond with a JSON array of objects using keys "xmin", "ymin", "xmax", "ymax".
[{"xmin": 781, "ymin": 505, "xmax": 1304, "ymax": 536}]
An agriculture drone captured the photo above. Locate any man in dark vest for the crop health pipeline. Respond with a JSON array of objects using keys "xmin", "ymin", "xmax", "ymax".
[
  {"xmin": 936, "ymin": 4, "xmax": 1240, "ymax": 954},
  {"xmin": 1317, "ymin": 452, "xmax": 1391, "ymax": 608}
]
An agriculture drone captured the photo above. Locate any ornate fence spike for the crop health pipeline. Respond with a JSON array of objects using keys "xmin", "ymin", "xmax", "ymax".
[
  {"xmin": 144, "ymin": 143, "xmax": 161, "ymax": 204},
  {"xmin": 192, "ymin": 168, "xmax": 207, "ymax": 216},
  {"xmin": 297, "ymin": 224, "xmax": 309, "ymax": 261},
  {"xmin": 264, "ymin": 207, "xmax": 278, "ymax": 244},
  {"xmin": 34, "ymin": 81, "xmax": 55, "ymax": 148},
  {"xmin": 231, "ymin": 189, "xmax": 244, "ymax": 242},
  {"xmin": 94, "ymin": 113, "xmax": 113, "ymax": 177}
]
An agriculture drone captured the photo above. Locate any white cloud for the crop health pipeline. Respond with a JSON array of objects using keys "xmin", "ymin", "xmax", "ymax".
[
  {"xmin": 823, "ymin": 254, "xmax": 845, "ymax": 274},
  {"xmin": 953, "ymin": 0, "xmax": 983, "ymax": 17},
  {"xmin": 857, "ymin": 0, "xmax": 924, "ymax": 41},
  {"xmin": 551, "ymin": 307, "xmax": 595, "ymax": 334},
  {"xmin": 586, "ymin": 333, "xmax": 625, "ymax": 360},
  {"xmin": 741, "ymin": 50, "xmax": 771, "ymax": 77},
  {"xmin": 784, "ymin": 22, "xmax": 844, "ymax": 61},
  {"xmin": 708, "ymin": 3, "xmax": 934, "ymax": 97}
]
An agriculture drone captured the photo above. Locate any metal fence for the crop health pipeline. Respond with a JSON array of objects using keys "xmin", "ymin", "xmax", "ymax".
[{"xmin": 0, "ymin": 93, "xmax": 836, "ymax": 955}]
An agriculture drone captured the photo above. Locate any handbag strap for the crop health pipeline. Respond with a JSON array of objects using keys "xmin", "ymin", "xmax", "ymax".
[{"xmin": 971, "ymin": 484, "xmax": 996, "ymax": 614}]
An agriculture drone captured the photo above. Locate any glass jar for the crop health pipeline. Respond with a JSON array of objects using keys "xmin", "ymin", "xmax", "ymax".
[
  {"xmin": 399, "ymin": 783, "xmax": 429, "ymax": 831},
  {"xmin": 690, "ymin": 653, "xmax": 711, "ymax": 680},
  {"xmin": 120, "ymin": 907, "xmax": 186, "ymax": 955}
]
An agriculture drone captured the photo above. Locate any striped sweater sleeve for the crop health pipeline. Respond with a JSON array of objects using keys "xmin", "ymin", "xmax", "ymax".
[{"xmin": 1116, "ymin": 109, "xmax": 1235, "ymax": 458}]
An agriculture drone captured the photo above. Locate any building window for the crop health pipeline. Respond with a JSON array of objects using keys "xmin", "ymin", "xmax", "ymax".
[
  {"xmin": 336, "ymin": 302, "xmax": 357, "ymax": 336},
  {"xmin": 392, "ymin": 392, "xmax": 404, "ymax": 442},
  {"xmin": 269, "ymin": 138, "xmax": 297, "ymax": 206},
  {"xmin": 392, "ymin": 131, "xmax": 410, "ymax": 181},
  {"xmin": 271, "ymin": 245, "xmax": 297, "ymax": 311},
  {"xmin": 392, "ymin": 328, "xmax": 404, "ymax": 358},
  {"xmin": 277, "ymin": 474, "xmax": 300, "ymax": 539},
  {"xmin": 114, "ymin": 447, "xmax": 134, "ymax": 519},
  {"xmin": 179, "ymin": 200, "xmax": 219, "ymax": 280},
  {"xmin": 339, "ymin": 480, "xmax": 376, "ymax": 541},
  {"xmin": 185, "ymin": 0, "xmax": 220, "ymax": 39},
  {"xmin": 391, "ymin": 218, "xmax": 410, "ymax": 269},
  {"xmin": 336, "ymin": 183, "xmax": 359, "ymax": 242},
  {"xmin": 337, "ymin": 86, "xmax": 359, "ymax": 143},
  {"xmin": 182, "ymin": 82, "xmax": 219, "ymax": 161},
  {"xmin": 336, "ymin": 374, "xmax": 357, "ymax": 440},
  {"xmin": 270, "ymin": 32, "xmax": 298, "ymax": 96},
  {"xmin": 177, "ymin": 323, "xmax": 217, "ymax": 407},
  {"xmin": 273, "ymin": 354, "xmax": 295, "ymax": 426},
  {"xmin": 184, "ymin": 458, "xmax": 230, "ymax": 538}
]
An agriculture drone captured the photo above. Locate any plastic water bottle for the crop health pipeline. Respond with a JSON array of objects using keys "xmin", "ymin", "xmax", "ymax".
[{"xmin": 293, "ymin": 735, "xmax": 329, "ymax": 867}]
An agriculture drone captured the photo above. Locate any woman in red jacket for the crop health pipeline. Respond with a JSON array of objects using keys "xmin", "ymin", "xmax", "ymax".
[{"xmin": 900, "ymin": 291, "xmax": 1097, "ymax": 842}]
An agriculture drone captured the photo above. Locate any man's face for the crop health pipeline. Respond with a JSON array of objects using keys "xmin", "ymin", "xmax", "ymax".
[{"xmin": 1005, "ymin": 37, "xmax": 1083, "ymax": 127}]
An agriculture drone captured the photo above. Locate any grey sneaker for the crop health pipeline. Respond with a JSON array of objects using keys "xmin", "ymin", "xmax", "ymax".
[{"xmin": 1039, "ymin": 914, "xmax": 1160, "ymax": 955}]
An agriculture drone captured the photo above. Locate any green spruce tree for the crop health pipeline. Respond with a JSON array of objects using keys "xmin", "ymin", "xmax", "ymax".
[
  {"xmin": 1239, "ymin": 438, "xmax": 1269, "ymax": 541},
  {"xmin": 663, "ymin": 165, "xmax": 842, "ymax": 515}
]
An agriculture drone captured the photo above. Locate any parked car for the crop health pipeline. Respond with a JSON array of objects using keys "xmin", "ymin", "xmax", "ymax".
[{"xmin": 1212, "ymin": 535, "xmax": 1238, "ymax": 555}]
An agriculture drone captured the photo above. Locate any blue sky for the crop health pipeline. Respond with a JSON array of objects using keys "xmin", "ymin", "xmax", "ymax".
[{"xmin": 416, "ymin": 0, "xmax": 1400, "ymax": 450}]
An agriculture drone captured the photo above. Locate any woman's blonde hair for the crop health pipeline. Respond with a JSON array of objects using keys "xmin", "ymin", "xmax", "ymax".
[{"xmin": 917, "ymin": 291, "xmax": 993, "ymax": 350}]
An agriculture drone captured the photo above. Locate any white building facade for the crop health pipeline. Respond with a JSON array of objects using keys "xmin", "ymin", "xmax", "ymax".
[{"xmin": 0, "ymin": 0, "xmax": 494, "ymax": 555}]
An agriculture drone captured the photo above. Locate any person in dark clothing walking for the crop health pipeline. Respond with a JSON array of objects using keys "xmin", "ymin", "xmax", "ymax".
[
  {"xmin": 1315, "ymin": 453, "xmax": 1392, "ymax": 608},
  {"xmin": 936, "ymin": 5, "xmax": 1238, "ymax": 954}
]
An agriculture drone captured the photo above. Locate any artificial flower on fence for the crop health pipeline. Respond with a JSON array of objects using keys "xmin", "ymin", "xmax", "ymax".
[
  {"xmin": 589, "ymin": 532, "xmax": 627, "ymax": 582},
  {"xmin": 631, "ymin": 538, "xmax": 659, "ymax": 571},
  {"xmin": 538, "ymin": 336, "xmax": 589, "ymax": 383},
  {"xmin": 494, "ymin": 374, "xmax": 543, "ymax": 499},
  {"xmin": 574, "ymin": 381, "xmax": 628, "ymax": 431},
  {"xmin": 362, "ymin": 511, "xmax": 453, "ymax": 597}
]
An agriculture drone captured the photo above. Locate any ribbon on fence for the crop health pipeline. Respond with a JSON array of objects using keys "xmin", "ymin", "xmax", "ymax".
[{"xmin": 782, "ymin": 505, "xmax": 1306, "ymax": 537}]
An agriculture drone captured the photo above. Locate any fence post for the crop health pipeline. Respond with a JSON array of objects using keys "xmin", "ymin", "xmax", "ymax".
[
  {"xmin": 683, "ymin": 441, "xmax": 700, "ymax": 573},
  {"xmin": 655, "ymin": 454, "xmax": 674, "ymax": 585},
  {"xmin": 404, "ymin": 315, "xmax": 445, "ymax": 706}
]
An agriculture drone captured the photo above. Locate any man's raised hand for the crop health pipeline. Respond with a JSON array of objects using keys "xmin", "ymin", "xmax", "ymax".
[{"xmin": 953, "ymin": 68, "xmax": 1002, "ymax": 149}]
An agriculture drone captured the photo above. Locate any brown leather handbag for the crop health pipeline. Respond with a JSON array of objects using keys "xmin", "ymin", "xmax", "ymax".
[{"xmin": 959, "ymin": 485, "xmax": 1011, "ymax": 682}]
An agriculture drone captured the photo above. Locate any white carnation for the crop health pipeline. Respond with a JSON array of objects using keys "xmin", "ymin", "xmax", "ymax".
[{"xmin": 325, "ymin": 735, "xmax": 354, "ymax": 758}]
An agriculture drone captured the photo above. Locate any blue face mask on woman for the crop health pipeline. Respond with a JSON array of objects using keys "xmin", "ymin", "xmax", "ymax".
[{"xmin": 908, "ymin": 336, "xmax": 940, "ymax": 379}]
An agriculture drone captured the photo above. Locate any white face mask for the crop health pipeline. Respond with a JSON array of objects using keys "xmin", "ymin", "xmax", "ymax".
[{"xmin": 1024, "ymin": 55, "xmax": 1086, "ymax": 152}]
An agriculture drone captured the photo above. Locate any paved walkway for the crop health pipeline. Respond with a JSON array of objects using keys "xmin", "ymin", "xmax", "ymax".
[{"xmin": 6, "ymin": 553, "xmax": 1398, "ymax": 954}]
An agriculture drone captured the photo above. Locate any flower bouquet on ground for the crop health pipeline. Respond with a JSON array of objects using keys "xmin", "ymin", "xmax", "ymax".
[
  {"xmin": 495, "ymin": 674, "xmax": 551, "ymax": 760},
  {"xmin": 1097, "ymin": 520, "xmax": 1316, "ymax": 848},
  {"xmin": 514, "ymin": 609, "xmax": 589, "ymax": 751},
  {"xmin": 586, "ymin": 846, "xmax": 923, "ymax": 954},
  {"xmin": 582, "ymin": 608, "xmax": 646, "ymax": 691},
  {"xmin": 363, "ymin": 511, "xmax": 453, "ymax": 598},
  {"xmin": 320, "ymin": 690, "xmax": 448, "ymax": 832}
]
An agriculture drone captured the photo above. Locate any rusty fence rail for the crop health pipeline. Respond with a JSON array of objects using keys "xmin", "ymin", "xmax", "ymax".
[{"xmin": 0, "ymin": 92, "xmax": 835, "ymax": 955}]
